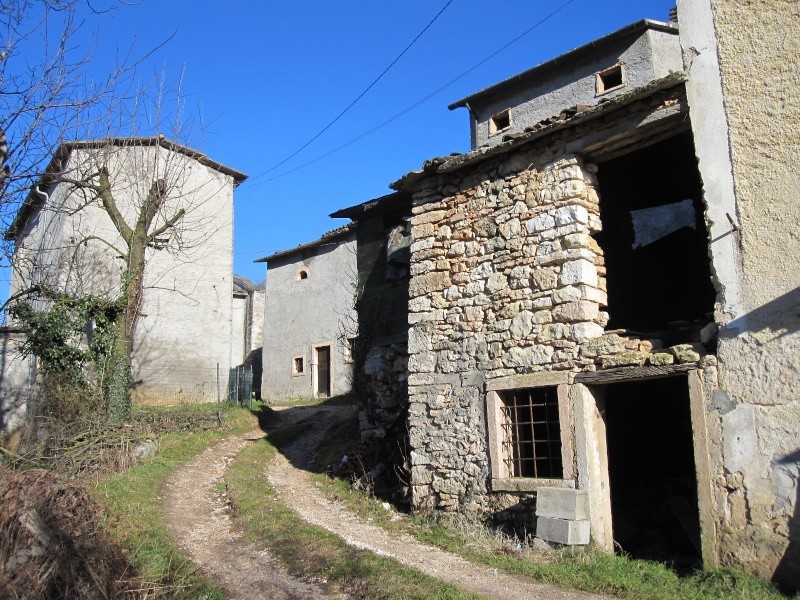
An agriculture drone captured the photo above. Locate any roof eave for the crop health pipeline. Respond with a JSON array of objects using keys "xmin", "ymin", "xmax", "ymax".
[
  {"xmin": 448, "ymin": 19, "xmax": 678, "ymax": 111},
  {"xmin": 254, "ymin": 223, "xmax": 356, "ymax": 264},
  {"xmin": 329, "ymin": 191, "xmax": 411, "ymax": 220},
  {"xmin": 395, "ymin": 72, "xmax": 688, "ymax": 190}
]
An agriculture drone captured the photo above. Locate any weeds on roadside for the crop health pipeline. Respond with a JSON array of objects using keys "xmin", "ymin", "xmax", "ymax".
[
  {"xmin": 92, "ymin": 404, "xmax": 258, "ymax": 599},
  {"xmin": 306, "ymin": 415, "xmax": 795, "ymax": 600}
]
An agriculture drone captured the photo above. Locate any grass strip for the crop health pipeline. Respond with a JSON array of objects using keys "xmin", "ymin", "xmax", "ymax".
[
  {"xmin": 308, "ymin": 416, "xmax": 793, "ymax": 600},
  {"xmin": 93, "ymin": 405, "xmax": 258, "ymax": 599},
  {"xmin": 317, "ymin": 478, "xmax": 792, "ymax": 600},
  {"xmin": 225, "ymin": 432, "xmax": 482, "ymax": 600}
]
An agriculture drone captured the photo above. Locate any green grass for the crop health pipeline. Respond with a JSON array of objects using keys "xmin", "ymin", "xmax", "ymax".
[
  {"xmin": 306, "ymin": 421, "xmax": 794, "ymax": 600},
  {"xmin": 224, "ymin": 426, "xmax": 480, "ymax": 600},
  {"xmin": 317, "ymin": 478, "xmax": 793, "ymax": 600},
  {"xmin": 93, "ymin": 405, "xmax": 259, "ymax": 599}
]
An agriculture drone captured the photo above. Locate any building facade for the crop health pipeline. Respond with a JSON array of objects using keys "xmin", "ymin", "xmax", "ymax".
[
  {"xmin": 4, "ymin": 137, "xmax": 246, "ymax": 407},
  {"xmin": 258, "ymin": 225, "xmax": 357, "ymax": 401},
  {"xmin": 390, "ymin": 11, "xmax": 798, "ymax": 589}
]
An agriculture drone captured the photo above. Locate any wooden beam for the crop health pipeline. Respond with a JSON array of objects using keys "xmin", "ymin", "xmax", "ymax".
[{"xmin": 573, "ymin": 363, "xmax": 697, "ymax": 384}]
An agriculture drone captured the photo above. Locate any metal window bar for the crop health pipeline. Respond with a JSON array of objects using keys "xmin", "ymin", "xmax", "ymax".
[{"xmin": 499, "ymin": 387, "xmax": 563, "ymax": 478}]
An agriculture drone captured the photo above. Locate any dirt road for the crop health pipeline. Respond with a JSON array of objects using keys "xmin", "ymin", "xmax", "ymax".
[
  {"xmin": 162, "ymin": 431, "xmax": 344, "ymax": 600},
  {"xmin": 164, "ymin": 403, "xmax": 611, "ymax": 599}
]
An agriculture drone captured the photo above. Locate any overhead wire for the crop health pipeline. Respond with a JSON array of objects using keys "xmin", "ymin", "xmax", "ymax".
[
  {"xmin": 248, "ymin": 0, "xmax": 578, "ymax": 187},
  {"xmin": 249, "ymin": 0, "xmax": 456, "ymax": 182}
]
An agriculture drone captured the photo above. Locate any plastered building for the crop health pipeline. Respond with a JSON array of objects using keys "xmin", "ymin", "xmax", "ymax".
[
  {"xmin": 258, "ymin": 224, "xmax": 357, "ymax": 401},
  {"xmin": 373, "ymin": 10, "xmax": 798, "ymax": 589},
  {"xmin": 3, "ymin": 137, "xmax": 247, "ymax": 409}
]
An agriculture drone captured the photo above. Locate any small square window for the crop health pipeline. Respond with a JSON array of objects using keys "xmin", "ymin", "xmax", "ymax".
[
  {"xmin": 596, "ymin": 64, "xmax": 625, "ymax": 95},
  {"xmin": 489, "ymin": 110, "xmax": 511, "ymax": 135},
  {"xmin": 497, "ymin": 387, "xmax": 563, "ymax": 479},
  {"xmin": 292, "ymin": 356, "xmax": 305, "ymax": 375},
  {"xmin": 343, "ymin": 336, "xmax": 357, "ymax": 364}
]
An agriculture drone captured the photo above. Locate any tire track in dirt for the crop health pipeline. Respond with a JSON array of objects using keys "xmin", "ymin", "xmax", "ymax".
[
  {"xmin": 267, "ymin": 404, "xmax": 613, "ymax": 600},
  {"xmin": 163, "ymin": 431, "xmax": 343, "ymax": 600}
]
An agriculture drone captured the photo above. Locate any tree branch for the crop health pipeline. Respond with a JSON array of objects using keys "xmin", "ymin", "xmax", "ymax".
[
  {"xmin": 97, "ymin": 166, "xmax": 132, "ymax": 244},
  {"xmin": 74, "ymin": 234, "xmax": 127, "ymax": 260},
  {"xmin": 146, "ymin": 207, "xmax": 185, "ymax": 244}
]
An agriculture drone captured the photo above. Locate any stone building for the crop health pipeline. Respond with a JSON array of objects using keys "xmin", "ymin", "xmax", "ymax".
[
  {"xmin": 386, "ymin": 9, "xmax": 798, "ymax": 590},
  {"xmin": 331, "ymin": 192, "xmax": 412, "ymax": 437},
  {"xmin": 257, "ymin": 224, "xmax": 357, "ymax": 401},
  {"xmin": 3, "ymin": 137, "xmax": 247, "ymax": 408}
]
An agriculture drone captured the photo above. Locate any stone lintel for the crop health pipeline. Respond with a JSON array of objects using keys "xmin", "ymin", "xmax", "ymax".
[{"xmin": 486, "ymin": 371, "xmax": 572, "ymax": 391}]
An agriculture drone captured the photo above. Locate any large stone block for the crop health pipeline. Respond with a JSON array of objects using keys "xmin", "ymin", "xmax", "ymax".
[
  {"xmin": 558, "ymin": 259, "xmax": 598, "ymax": 287},
  {"xmin": 536, "ymin": 516, "xmax": 590, "ymax": 545},
  {"xmin": 536, "ymin": 488, "xmax": 589, "ymax": 520}
]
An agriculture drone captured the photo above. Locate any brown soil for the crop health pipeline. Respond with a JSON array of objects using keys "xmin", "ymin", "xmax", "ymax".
[
  {"xmin": 162, "ymin": 431, "xmax": 344, "ymax": 600},
  {"xmin": 0, "ymin": 466, "xmax": 138, "ymax": 599},
  {"xmin": 164, "ymin": 403, "xmax": 612, "ymax": 600}
]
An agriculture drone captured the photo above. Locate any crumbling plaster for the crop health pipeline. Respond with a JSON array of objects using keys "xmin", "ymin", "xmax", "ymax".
[{"xmin": 678, "ymin": 0, "xmax": 800, "ymax": 584}]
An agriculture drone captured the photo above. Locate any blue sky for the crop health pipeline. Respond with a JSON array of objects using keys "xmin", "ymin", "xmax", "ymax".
[{"xmin": 7, "ymin": 0, "xmax": 675, "ymax": 295}]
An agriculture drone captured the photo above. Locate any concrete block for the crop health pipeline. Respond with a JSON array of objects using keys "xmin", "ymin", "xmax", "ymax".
[
  {"xmin": 536, "ymin": 487, "xmax": 589, "ymax": 521},
  {"xmin": 536, "ymin": 516, "xmax": 590, "ymax": 545}
]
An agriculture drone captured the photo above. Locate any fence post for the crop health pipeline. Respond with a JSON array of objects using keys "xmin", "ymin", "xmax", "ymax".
[{"xmin": 216, "ymin": 363, "xmax": 222, "ymax": 426}]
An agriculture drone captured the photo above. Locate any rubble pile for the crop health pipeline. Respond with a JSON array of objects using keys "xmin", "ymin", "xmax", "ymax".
[{"xmin": 0, "ymin": 466, "xmax": 138, "ymax": 599}]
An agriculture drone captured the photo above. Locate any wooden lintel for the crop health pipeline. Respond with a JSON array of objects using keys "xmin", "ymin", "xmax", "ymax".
[{"xmin": 573, "ymin": 363, "xmax": 698, "ymax": 385}]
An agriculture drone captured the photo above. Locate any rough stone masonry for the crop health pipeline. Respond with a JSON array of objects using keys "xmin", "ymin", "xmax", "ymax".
[{"xmin": 405, "ymin": 145, "xmax": 705, "ymax": 513}]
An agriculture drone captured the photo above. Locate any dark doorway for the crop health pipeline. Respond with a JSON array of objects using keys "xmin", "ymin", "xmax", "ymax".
[
  {"xmin": 316, "ymin": 346, "xmax": 331, "ymax": 397},
  {"xmin": 594, "ymin": 133, "xmax": 716, "ymax": 344},
  {"xmin": 602, "ymin": 376, "xmax": 702, "ymax": 570}
]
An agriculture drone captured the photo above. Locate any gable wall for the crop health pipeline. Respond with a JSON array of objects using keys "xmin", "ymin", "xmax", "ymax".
[
  {"xmin": 7, "ymin": 143, "xmax": 236, "ymax": 405},
  {"xmin": 261, "ymin": 232, "xmax": 357, "ymax": 401},
  {"xmin": 469, "ymin": 28, "xmax": 681, "ymax": 149}
]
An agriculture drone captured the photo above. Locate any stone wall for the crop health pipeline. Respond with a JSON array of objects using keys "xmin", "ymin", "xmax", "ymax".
[
  {"xmin": 359, "ymin": 342, "xmax": 408, "ymax": 439},
  {"xmin": 406, "ymin": 142, "xmax": 712, "ymax": 513},
  {"xmin": 407, "ymin": 149, "xmax": 606, "ymax": 510}
]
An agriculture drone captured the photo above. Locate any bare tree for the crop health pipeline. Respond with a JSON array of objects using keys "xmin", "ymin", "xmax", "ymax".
[
  {"xmin": 1, "ymin": 1, "xmax": 231, "ymax": 422},
  {"xmin": 0, "ymin": 0, "xmax": 168, "ymax": 263},
  {"xmin": 7, "ymin": 130, "xmax": 239, "ymax": 420}
]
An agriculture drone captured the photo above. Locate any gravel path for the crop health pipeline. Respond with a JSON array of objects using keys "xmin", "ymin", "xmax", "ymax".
[
  {"xmin": 267, "ymin": 404, "xmax": 612, "ymax": 600},
  {"xmin": 162, "ymin": 430, "xmax": 344, "ymax": 600},
  {"xmin": 163, "ymin": 403, "xmax": 613, "ymax": 600}
]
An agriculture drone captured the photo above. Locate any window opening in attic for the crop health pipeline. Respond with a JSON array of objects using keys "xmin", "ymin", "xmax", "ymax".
[
  {"xmin": 594, "ymin": 132, "xmax": 716, "ymax": 346},
  {"xmin": 296, "ymin": 268, "xmax": 309, "ymax": 281},
  {"xmin": 596, "ymin": 64, "xmax": 625, "ymax": 95},
  {"xmin": 489, "ymin": 109, "xmax": 511, "ymax": 135}
]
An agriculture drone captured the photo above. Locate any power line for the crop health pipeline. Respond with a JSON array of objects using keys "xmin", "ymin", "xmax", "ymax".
[
  {"xmin": 248, "ymin": 0, "xmax": 578, "ymax": 187},
  {"xmin": 249, "ymin": 0, "xmax": 456, "ymax": 182}
]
